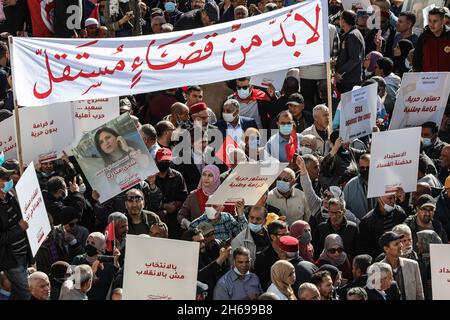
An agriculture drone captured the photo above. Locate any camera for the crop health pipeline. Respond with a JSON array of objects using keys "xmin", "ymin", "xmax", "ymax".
[{"xmin": 97, "ymin": 255, "xmax": 114, "ymax": 264}]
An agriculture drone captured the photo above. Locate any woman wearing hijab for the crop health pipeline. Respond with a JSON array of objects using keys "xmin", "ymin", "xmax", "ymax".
[
  {"xmin": 392, "ymin": 39, "xmax": 414, "ymax": 77},
  {"xmin": 417, "ymin": 230, "xmax": 442, "ymax": 300},
  {"xmin": 266, "ymin": 260, "xmax": 297, "ymax": 300},
  {"xmin": 48, "ymin": 261, "xmax": 71, "ymax": 301},
  {"xmin": 178, "ymin": 165, "xmax": 229, "ymax": 228},
  {"xmin": 316, "ymin": 234, "xmax": 352, "ymax": 282},
  {"xmin": 72, "ymin": 232, "xmax": 118, "ymax": 300},
  {"xmin": 362, "ymin": 51, "xmax": 383, "ymax": 80},
  {"xmin": 290, "ymin": 220, "xmax": 315, "ymax": 263}
]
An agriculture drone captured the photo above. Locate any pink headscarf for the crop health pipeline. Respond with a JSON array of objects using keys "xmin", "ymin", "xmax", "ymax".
[
  {"xmin": 366, "ymin": 51, "xmax": 383, "ymax": 73},
  {"xmin": 198, "ymin": 165, "xmax": 220, "ymax": 196},
  {"xmin": 290, "ymin": 220, "xmax": 315, "ymax": 263}
]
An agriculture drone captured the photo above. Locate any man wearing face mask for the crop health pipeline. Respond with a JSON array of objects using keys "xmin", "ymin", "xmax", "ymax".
[
  {"xmin": 358, "ymin": 194, "xmax": 407, "ymax": 259},
  {"xmin": 43, "ymin": 176, "xmax": 87, "ymax": 227},
  {"xmin": 231, "ymin": 206, "xmax": 271, "ymax": 270},
  {"xmin": 343, "ymin": 154, "xmax": 377, "ymax": 220},
  {"xmin": 154, "ymin": 148, "xmax": 188, "ymax": 239},
  {"xmin": 162, "ymin": 0, "xmax": 183, "ymax": 26},
  {"xmin": 215, "ymin": 99, "xmax": 257, "ymax": 145},
  {"xmin": 265, "ymin": 111, "xmax": 302, "ymax": 162},
  {"xmin": 189, "ymin": 201, "xmax": 247, "ymax": 241},
  {"xmin": 230, "ymin": 77, "xmax": 276, "ymax": 130},
  {"xmin": 267, "ymin": 168, "xmax": 310, "ymax": 226},
  {"xmin": 421, "ymin": 121, "xmax": 446, "ymax": 170},
  {"xmin": 0, "ymin": 167, "xmax": 30, "ymax": 300}
]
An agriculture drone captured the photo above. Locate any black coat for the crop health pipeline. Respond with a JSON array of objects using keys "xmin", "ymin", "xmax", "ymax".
[
  {"xmin": 357, "ymin": 204, "xmax": 407, "ymax": 258},
  {"xmin": 174, "ymin": 9, "xmax": 203, "ymax": 31},
  {"xmin": 290, "ymin": 257, "xmax": 318, "ymax": 297},
  {"xmin": 436, "ymin": 191, "xmax": 450, "ymax": 237},
  {"xmin": 42, "ymin": 190, "xmax": 87, "ymax": 226},
  {"xmin": 254, "ymin": 245, "xmax": 279, "ymax": 291},
  {"xmin": 335, "ymin": 27, "xmax": 365, "ymax": 86},
  {"xmin": 312, "ymin": 217, "xmax": 359, "ymax": 260},
  {"xmin": 404, "ymin": 214, "xmax": 448, "ymax": 251},
  {"xmin": 365, "ymin": 281, "xmax": 401, "ymax": 300},
  {"xmin": 214, "ymin": 117, "xmax": 258, "ymax": 140}
]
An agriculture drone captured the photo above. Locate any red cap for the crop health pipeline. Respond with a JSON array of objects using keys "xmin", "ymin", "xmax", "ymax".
[
  {"xmin": 155, "ymin": 148, "xmax": 172, "ymax": 161},
  {"xmin": 279, "ymin": 236, "xmax": 299, "ymax": 253},
  {"xmin": 189, "ymin": 102, "xmax": 208, "ymax": 115}
]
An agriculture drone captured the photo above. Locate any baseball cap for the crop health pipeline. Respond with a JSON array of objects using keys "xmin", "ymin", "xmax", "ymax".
[
  {"xmin": 0, "ymin": 167, "xmax": 14, "ymax": 181},
  {"xmin": 286, "ymin": 93, "xmax": 305, "ymax": 106},
  {"xmin": 197, "ymin": 222, "xmax": 214, "ymax": 236},
  {"xmin": 415, "ymin": 194, "xmax": 436, "ymax": 209},
  {"xmin": 378, "ymin": 231, "xmax": 404, "ymax": 248},
  {"xmin": 155, "ymin": 148, "xmax": 172, "ymax": 161}
]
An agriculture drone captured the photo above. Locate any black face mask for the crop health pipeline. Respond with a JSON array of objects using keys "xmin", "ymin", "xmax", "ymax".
[
  {"xmin": 360, "ymin": 169, "xmax": 369, "ymax": 181},
  {"xmin": 85, "ymin": 244, "xmax": 98, "ymax": 257},
  {"xmin": 156, "ymin": 161, "xmax": 171, "ymax": 173}
]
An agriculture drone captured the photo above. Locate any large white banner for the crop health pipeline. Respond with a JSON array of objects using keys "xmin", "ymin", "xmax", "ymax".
[
  {"xmin": 15, "ymin": 163, "xmax": 51, "ymax": 257},
  {"xmin": 72, "ymin": 97, "xmax": 120, "ymax": 144},
  {"xmin": 0, "ymin": 116, "xmax": 18, "ymax": 161},
  {"xmin": 207, "ymin": 162, "xmax": 288, "ymax": 205},
  {"xmin": 123, "ymin": 235, "xmax": 199, "ymax": 300},
  {"xmin": 339, "ymin": 83, "xmax": 377, "ymax": 142},
  {"xmin": 18, "ymin": 103, "xmax": 75, "ymax": 164},
  {"xmin": 389, "ymin": 72, "xmax": 450, "ymax": 130},
  {"xmin": 368, "ymin": 127, "xmax": 421, "ymax": 198},
  {"xmin": 430, "ymin": 244, "xmax": 450, "ymax": 300},
  {"xmin": 11, "ymin": 1, "xmax": 329, "ymax": 106}
]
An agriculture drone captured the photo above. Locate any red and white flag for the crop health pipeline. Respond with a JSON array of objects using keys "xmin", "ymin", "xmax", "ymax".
[
  {"xmin": 215, "ymin": 136, "xmax": 239, "ymax": 168},
  {"xmin": 27, "ymin": 0, "xmax": 55, "ymax": 37},
  {"xmin": 104, "ymin": 221, "xmax": 115, "ymax": 252}
]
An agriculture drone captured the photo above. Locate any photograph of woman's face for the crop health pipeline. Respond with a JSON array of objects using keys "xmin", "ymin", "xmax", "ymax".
[{"xmin": 99, "ymin": 131, "xmax": 119, "ymax": 155}]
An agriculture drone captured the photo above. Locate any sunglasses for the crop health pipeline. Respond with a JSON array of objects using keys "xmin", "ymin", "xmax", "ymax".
[
  {"xmin": 328, "ymin": 247, "xmax": 344, "ymax": 254},
  {"xmin": 126, "ymin": 196, "xmax": 143, "ymax": 202},
  {"xmin": 237, "ymin": 85, "xmax": 249, "ymax": 90}
]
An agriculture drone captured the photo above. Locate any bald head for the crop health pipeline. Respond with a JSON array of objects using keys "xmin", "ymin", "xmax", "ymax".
[
  {"xmin": 29, "ymin": 272, "xmax": 50, "ymax": 300},
  {"xmin": 171, "ymin": 102, "xmax": 189, "ymax": 114}
]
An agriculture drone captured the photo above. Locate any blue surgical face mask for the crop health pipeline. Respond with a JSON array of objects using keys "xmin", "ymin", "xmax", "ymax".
[
  {"xmin": 422, "ymin": 138, "xmax": 432, "ymax": 147},
  {"xmin": 276, "ymin": 180, "xmax": 291, "ymax": 193},
  {"xmin": 248, "ymin": 222, "xmax": 263, "ymax": 233},
  {"xmin": 0, "ymin": 152, "xmax": 4, "ymax": 166},
  {"xmin": 41, "ymin": 171, "xmax": 55, "ymax": 178},
  {"xmin": 79, "ymin": 183, "xmax": 86, "ymax": 195},
  {"xmin": 164, "ymin": 2, "xmax": 176, "ymax": 13},
  {"xmin": 237, "ymin": 88, "xmax": 251, "ymax": 99},
  {"xmin": 300, "ymin": 146, "xmax": 312, "ymax": 155},
  {"xmin": 1, "ymin": 179, "xmax": 14, "ymax": 193},
  {"xmin": 279, "ymin": 124, "xmax": 293, "ymax": 136},
  {"xmin": 299, "ymin": 231, "xmax": 312, "ymax": 244}
]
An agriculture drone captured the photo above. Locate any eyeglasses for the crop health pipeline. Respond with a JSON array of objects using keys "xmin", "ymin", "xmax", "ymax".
[
  {"xmin": 126, "ymin": 196, "xmax": 143, "ymax": 202},
  {"xmin": 237, "ymin": 85, "xmax": 249, "ymax": 90},
  {"xmin": 328, "ymin": 247, "xmax": 344, "ymax": 254}
]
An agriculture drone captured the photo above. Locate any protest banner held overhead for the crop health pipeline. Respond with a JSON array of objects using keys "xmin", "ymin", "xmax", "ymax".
[
  {"xmin": 206, "ymin": 162, "xmax": 288, "ymax": 206},
  {"xmin": 339, "ymin": 83, "xmax": 377, "ymax": 142},
  {"xmin": 72, "ymin": 113, "xmax": 159, "ymax": 203},
  {"xmin": 15, "ymin": 163, "xmax": 51, "ymax": 257},
  {"xmin": 368, "ymin": 127, "xmax": 421, "ymax": 198},
  {"xmin": 11, "ymin": 1, "xmax": 329, "ymax": 106},
  {"xmin": 123, "ymin": 235, "xmax": 199, "ymax": 300},
  {"xmin": 389, "ymin": 72, "xmax": 450, "ymax": 130}
]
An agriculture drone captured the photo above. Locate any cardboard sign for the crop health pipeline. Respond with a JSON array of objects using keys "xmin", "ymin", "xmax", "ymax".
[
  {"xmin": 0, "ymin": 116, "xmax": 18, "ymax": 161},
  {"xmin": 250, "ymin": 69, "xmax": 289, "ymax": 91},
  {"xmin": 430, "ymin": 244, "xmax": 450, "ymax": 300}
]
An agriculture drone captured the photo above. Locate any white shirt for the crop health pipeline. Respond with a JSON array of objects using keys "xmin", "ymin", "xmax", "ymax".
[
  {"xmin": 226, "ymin": 119, "xmax": 244, "ymax": 145},
  {"xmin": 239, "ymin": 100, "xmax": 262, "ymax": 129},
  {"xmin": 266, "ymin": 283, "xmax": 289, "ymax": 300}
]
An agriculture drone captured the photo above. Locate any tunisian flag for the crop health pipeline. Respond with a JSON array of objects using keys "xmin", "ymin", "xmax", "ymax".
[
  {"xmin": 104, "ymin": 221, "xmax": 115, "ymax": 252},
  {"xmin": 27, "ymin": 0, "xmax": 55, "ymax": 37},
  {"xmin": 215, "ymin": 136, "xmax": 239, "ymax": 168},
  {"xmin": 285, "ymin": 127, "xmax": 298, "ymax": 162}
]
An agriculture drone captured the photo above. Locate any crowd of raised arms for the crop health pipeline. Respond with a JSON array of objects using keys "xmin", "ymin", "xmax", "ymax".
[{"xmin": 0, "ymin": 0, "xmax": 450, "ymax": 301}]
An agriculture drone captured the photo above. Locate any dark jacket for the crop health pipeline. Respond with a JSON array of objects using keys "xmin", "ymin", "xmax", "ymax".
[
  {"xmin": 126, "ymin": 209, "xmax": 161, "ymax": 235},
  {"xmin": 313, "ymin": 217, "xmax": 359, "ymax": 260},
  {"xmin": 357, "ymin": 204, "xmax": 407, "ymax": 258},
  {"xmin": 290, "ymin": 257, "xmax": 318, "ymax": 297},
  {"xmin": 413, "ymin": 25, "xmax": 450, "ymax": 72},
  {"xmin": 337, "ymin": 275, "xmax": 367, "ymax": 300},
  {"xmin": 254, "ymin": 245, "xmax": 279, "ymax": 291},
  {"xmin": 423, "ymin": 138, "xmax": 446, "ymax": 171},
  {"xmin": 403, "ymin": 214, "xmax": 448, "ymax": 251},
  {"xmin": 365, "ymin": 281, "xmax": 402, "ymax": 300},
  {"xmin": 335, "ymin": 27, "xmax": 365, "ymax": 86},
  {"xmin": 53, "ymin": 0, "xmax": 80, "ymax": 37},
  {"xmin": 174, "ymin": 9, "xmax": 204, "ymax": 31},
  {"xmin": 0, "ymin": 192, "xmax": 29, "ymax": 270},
  {"xmin": 436, "ymin": 191, "xmax": 450, "ymax": 237},
  {"xmin": 214, "ymin": 116, "xmax": 258, "ymax": 140},
  {"xmin": 42, "ymin": 190, "xmax": 87, "ymax": 226}
]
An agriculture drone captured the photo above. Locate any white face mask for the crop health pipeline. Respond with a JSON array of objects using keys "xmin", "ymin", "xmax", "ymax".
[
  {"xmin": 222, "ymin": 112, "xmax": 236, "ymax": 123},
  {"xmin": 79, "ymin": 183, "xmax": 87, "ymax": 194},
  {"xmin": 383, "ymin": 203, "xmax": 395, "ymax": 213},
  {"xmin": 300, "ymin": 146, "xmax": 312, "ymax": 155},
  {"xmin": 205, "ymin": 207, "xmax": 218, "ymax": 220},
  {"xmin": 404, "ymin": 58, "xmax": 412, "ymax": 70},
  {"xmin": 233, "ymin": 267, "xmax": 249, "ymax": 277}
]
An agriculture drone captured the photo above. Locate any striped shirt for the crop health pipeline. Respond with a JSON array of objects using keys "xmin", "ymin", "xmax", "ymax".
[
  {"xmin": 0, "ymin": 193, "xmax": 28, "ymax": 255},
  {"xmin": 189, "ymin": 212, "xmax": 247, "ymax": 241}
]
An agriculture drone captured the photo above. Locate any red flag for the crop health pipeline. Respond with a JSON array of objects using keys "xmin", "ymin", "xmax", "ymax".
[
  {"xmin": 104, "ymin": 221, "xmax": 115, "ymax": 252},
  {"xmin": 285, "ymin": 126, "xmax": 298, "ymax": 162},
  {"xmin": 215, "ymin": 136, "xmax": 239, "ymax": 168},
  {"xmin": 27, "ymin": 0, "xmax": 55, "ymax": 37}
]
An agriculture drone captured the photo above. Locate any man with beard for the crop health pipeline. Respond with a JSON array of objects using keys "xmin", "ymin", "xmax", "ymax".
[
  {"xmin": 124, "ymin": 189, "xmax": 161, "ymax": 235},
  {"xmin": 436, "ymin": 176, "xmax": 450, "ymax": 237}
]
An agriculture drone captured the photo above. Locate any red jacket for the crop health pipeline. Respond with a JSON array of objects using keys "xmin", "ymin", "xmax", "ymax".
[{"xmin": 413, "ymin": 25, "xmax": 450, "ymax": 72}]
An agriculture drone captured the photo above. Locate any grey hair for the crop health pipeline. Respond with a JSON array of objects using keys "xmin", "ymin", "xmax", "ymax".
[
  {"xmin": 223, "ymin": 99, "xmax": 240, "ymax": 111},
  {"xmin": 417, "ymin": 230, "xmax": 442, "ymax": 253},
  {"xmin": 28, "ymin": 271, "xmax": 49, "ymax": 287},
  {"xmin": 282, "ymin": 167, "xmax": 296, "ymax": 180},
  {"xmin": 312, "ymin": 104, "xmax": 329, "ymax": 118},
  {"xmin": 108, "ymin": 211, "xmax": 128, "ymax": 224},
  {"xmin": 328, "ymin": 197, "xmax": 346, "ymax": 210},
  {"xmin": 366, "ymin": 262, "xmax": 392, "ymax": 290},
  {"xmin": 74, "ymin": 264, "xmax": 93, "ymax": 289},
  {"xmin": 392, "ymin": 224, "xmax": 412, "ymax": 236},
  {"xmin": 347, "ymin": 287, "xmax": 368, "ymax": 300},
  {"xmin": 234, "ymin": 5, "xmax": 249, "ymax": 15}
]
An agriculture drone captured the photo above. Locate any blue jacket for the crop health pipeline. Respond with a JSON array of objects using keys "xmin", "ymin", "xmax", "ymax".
[{"xmin": 214, "ymin": 116, "xmax": 258, "ymax": 141}]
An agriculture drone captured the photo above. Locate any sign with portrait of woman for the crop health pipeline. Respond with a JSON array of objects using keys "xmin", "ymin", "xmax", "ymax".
[{"xmin": 72, "ymin": 113, "xmax": 159, "ymax": 203}]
